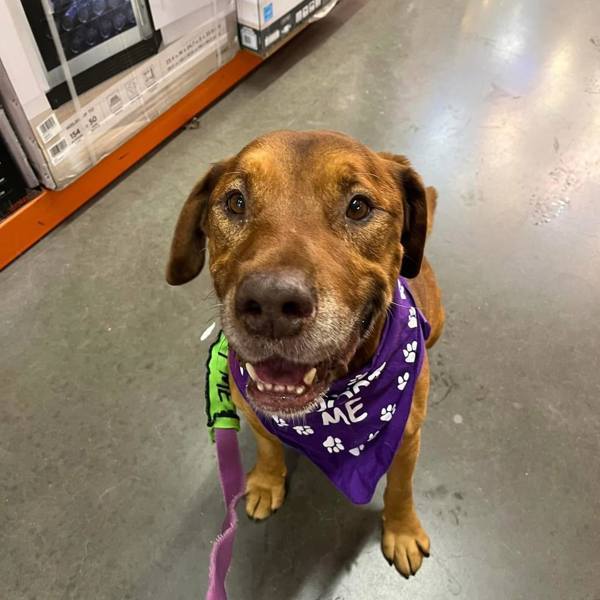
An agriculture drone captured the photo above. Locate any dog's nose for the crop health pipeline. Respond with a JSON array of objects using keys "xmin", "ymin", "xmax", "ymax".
[{"xmin": 235, "ymin": 271, "xmax": 316, "ymax": 338}]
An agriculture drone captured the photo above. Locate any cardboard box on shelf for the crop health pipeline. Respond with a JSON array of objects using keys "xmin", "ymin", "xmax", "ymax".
[
  {"xmin": 237, "ymin": 0, "xmax": 337, "ymax": 55},
  {"xmin": 0, "ymin": 0, "xmax": 238, "ymax": 189},
  {"xmin": 0, "ymin": 106, "xmax": 38, "ymax": 190},
  {"xmin": 0, "ymin": 115, "xmax": 29, "ymax": 219}
]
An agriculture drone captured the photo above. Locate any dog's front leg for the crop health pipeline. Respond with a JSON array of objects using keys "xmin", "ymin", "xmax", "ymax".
[
  {"xmin": 229, "ymin": 373, "xmax": 287, "ymax": 520},
  {"xmin": 382, "ymin": 358, "xmax": 431, "ymax": 578}
]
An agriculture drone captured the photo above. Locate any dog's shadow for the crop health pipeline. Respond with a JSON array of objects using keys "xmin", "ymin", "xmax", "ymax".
[
  {"xmin": 227, "ymin": 439, "xmax": 381, "ymax": 600},
  {"xmin": 133, "ymin": 433, "xmax": 380, "ymax": 599}
]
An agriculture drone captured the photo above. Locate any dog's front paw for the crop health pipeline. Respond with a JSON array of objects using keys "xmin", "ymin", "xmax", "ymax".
[
  {"xmin": 381, "ymin": 516, "xmax": 430, "ymax": 578},
  {"xmin": 245, "ymin": 468, "xmax": 286, "ymax": 521}
]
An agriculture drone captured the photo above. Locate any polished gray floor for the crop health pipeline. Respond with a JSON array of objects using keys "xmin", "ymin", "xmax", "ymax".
[{"xmin": 2, "ymin": 1, "xmax": 600, "ymax": 598}]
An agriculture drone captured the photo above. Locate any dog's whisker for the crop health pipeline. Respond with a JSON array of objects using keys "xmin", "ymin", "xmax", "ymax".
[
  {"xmin": 201, "ymin": 289, "xmax": 218, "ymax": 302},
  {"xmin": 354, "ymin": 171, "xmax": 385, "ymax": 182}
]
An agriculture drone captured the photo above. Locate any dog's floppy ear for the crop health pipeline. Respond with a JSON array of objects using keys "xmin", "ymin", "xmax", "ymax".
[
  {"xmin": 166, "ymin": 161, "xmax": 227, "ymax": 285},
  {"xmin": 378, "ymin": 152, "xmax": 428, "ymax": 278}
]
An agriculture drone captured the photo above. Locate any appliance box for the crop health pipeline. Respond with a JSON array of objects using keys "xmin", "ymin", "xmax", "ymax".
[
  {"xmin": 158, "ymin": 1, "xmax": 233, "ymax": 45},
  {"xmin": 237, "ymin": 0, "xmax": 337, "ymax": 55},
  {"xmin": 147, "ymin": 0, "xmax": 220, "ymax": 30},
  {"xmin": 0, "ymin": 106, "xmax": 39, "ymax": 189},
  {"xmin": 0, "ymin": 1, "xmax": 238, "ymax": 189},
  {"xmin": 18, "ymin": 0, "xmax": 162, "ymax": 109},
  {"xmin": 0, "ymin": 121, "xmax": 28, "ymax": 219}
]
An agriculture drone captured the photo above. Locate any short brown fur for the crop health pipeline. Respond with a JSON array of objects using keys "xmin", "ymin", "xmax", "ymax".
[{"xmin": 167, "ymin": 130, "xmax": 444, "ymax": 578}]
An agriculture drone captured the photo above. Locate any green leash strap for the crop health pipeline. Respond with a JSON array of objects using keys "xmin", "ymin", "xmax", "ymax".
[{"xmin": 205, "ymin": 331, "xmax": 240, "ymax": 441}]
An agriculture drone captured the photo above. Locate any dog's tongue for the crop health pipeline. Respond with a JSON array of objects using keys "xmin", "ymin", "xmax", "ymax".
[{"xmin": 254, "ymin": 358, "xmax": 308, "ymax": 386}]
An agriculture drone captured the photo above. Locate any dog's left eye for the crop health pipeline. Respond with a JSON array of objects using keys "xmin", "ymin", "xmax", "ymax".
[
  {"xmin": 346, "ymin": 195, "xmax": 372, "ymax": 221},
  {"xmin": 226, "ymin": 191, "xmax": 246, "ymax": 215}
]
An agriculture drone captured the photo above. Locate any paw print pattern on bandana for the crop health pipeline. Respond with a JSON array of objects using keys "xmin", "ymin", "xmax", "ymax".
[
  {"xmin": 399, "ymin": 283, "xmax": 407, "ymax": 300},
  {"xmin": 293, "ymin": 425, "xmax": 314, "ymax": 436},
  {"xmin": 368, "ymin": 430, "xmax": 380, "ymax": 442},
  {"xmin": 347, "ymin": 372, "xmax": 368, "ymax": 387},
  {"xmin": 403, "ymin": 340, "xmax": 418, "ymax": 363},
  {"xmin": 368, "ymin": 361, "xmax": 387, "ymax": 381},
  {"xmin": 349, "ymin": 444, "xmax": 365, "ymax": 457},
  {"xmin": 380, "ymin": 404, "xmax": 396, "ymax": 422},
  {"xmin": 323, "ymin": 436, "xmax": 344, "ymax": 453},
  {"xmin": 408, "ymin": 307, "xmax": 418, "ymax": 329},
  {"xmin": 397, "ymin": 372, "xmax": 410, "ymax": 391},
  {"xmin": 272, "ymin": 416, "xmax": 288, "ymax": 428}
]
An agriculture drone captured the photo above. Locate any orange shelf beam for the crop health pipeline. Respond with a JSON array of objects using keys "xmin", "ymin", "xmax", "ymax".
[{"xmin": 0, "ymin": 50, "xmax": 262, "ymax": 270}]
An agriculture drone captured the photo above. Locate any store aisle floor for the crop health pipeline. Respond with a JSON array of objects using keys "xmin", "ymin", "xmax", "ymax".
[{"xmin": 2, "ymin": 1, "xmax": 600, "ymax": 598}]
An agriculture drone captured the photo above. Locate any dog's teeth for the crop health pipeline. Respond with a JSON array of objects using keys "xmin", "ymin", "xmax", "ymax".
[
  {"xmin": 274, "ymin": 385, "xmax": 285, "ymax": 392},
  {"xmin": 264, "ymin": 382, "xmax": 273, "ymax": 391},
  {"xmin": 295, "ymin": 386, "xmax": 305, "ymax": 395},
  {"xmin": 303, "ymin": 367, "xmax": 317, "ymax": 386},
  {"xmin": 285, "ymin": 385, "xmax": 295, "ymax": 393},
  {"xmin": 246, "ymin": 363, "xmax": 258, "ymax": 382},
  {"xmin": 256, "ymin": 381, "xmax": 265, "ymax": 392}
]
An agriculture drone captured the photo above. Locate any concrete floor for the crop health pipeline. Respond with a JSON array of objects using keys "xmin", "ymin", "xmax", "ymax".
[{"xmin": 2, "ymin": 0, "xmax": 600, "ymax": 598}]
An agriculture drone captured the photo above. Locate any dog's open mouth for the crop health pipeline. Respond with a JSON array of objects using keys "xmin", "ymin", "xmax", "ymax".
[
  {"xmin": 228, "ymin": 299, "xmax": 377, "ymax": 416},
  {"xmin": 243, "ymin": 357, "xmax": 331, "ymax": 415}
]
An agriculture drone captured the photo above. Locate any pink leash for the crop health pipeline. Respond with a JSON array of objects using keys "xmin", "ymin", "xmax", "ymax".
[{"xmin": 206, "ymin": 429, "xmax": 245, "ymax": 600}]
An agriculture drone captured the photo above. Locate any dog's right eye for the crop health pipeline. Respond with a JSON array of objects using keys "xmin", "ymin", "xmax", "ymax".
[{"xmin": 226, "ymin": 191, "xmax": 246, "ymax": 215}]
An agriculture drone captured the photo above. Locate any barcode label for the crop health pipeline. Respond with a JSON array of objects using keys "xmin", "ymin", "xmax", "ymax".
[
  {"xmin": 240, "ymin": 27, "xmax": 258, "ymax": 50},
  {"xmin": 48, "ymin": 138, "xmax": 68, "ymax": 164},
  {"xmin": 36, "ymin": 113, "xmax": 60, "ymax": 143}
]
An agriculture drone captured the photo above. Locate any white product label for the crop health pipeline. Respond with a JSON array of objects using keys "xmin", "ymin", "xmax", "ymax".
[
  {"xmin": 240, "ymin": 26, "xmax": 258, "ymax": 50},
  {"xmin": 264, "ymin": 29, "xmax": 280, "ymax": 47},
  {"xmin": 36, "ymin": 112, "xmax": 60, "ymax": 143},
  {"xmin": 48, "ymin": 137, "xmax": 69, "ymax": 164}
]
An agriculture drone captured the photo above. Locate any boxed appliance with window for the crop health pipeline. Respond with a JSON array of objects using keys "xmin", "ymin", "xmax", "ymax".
[
  {"xmin": 237, "ymin": 0, "xmax": 337, "ymax": 55},
  {"xmin": 0, "ymin": 0, "xmax": 238, "ymax": 188},
  {"xmin": 19, "ymin": 0, "xmax": 162, "ymax": 108}
]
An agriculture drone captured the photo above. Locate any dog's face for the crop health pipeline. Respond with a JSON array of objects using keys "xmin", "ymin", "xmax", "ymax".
[{"xmin": 167, "ymin": 131, "xmax": 427, "ymax": 416}]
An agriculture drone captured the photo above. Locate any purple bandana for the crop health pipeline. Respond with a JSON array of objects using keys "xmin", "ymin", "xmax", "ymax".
[{"xmin": 229, "ymin": 278, "xmax": 430, "ymax": 504}]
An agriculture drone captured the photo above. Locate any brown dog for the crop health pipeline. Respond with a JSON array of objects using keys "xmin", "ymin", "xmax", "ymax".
[{"xmin": 166, "ymin": 130, "xmax": 444, "ymax": 578}]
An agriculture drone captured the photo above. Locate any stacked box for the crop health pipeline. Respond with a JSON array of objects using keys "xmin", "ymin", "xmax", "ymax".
[
  {"xmin": 0, "ymin": 0, "xmax": 238, "ymax": 189},
  {"xmin": 237, "ymin": 0, "xmax": 337, "ymax": 55}
]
